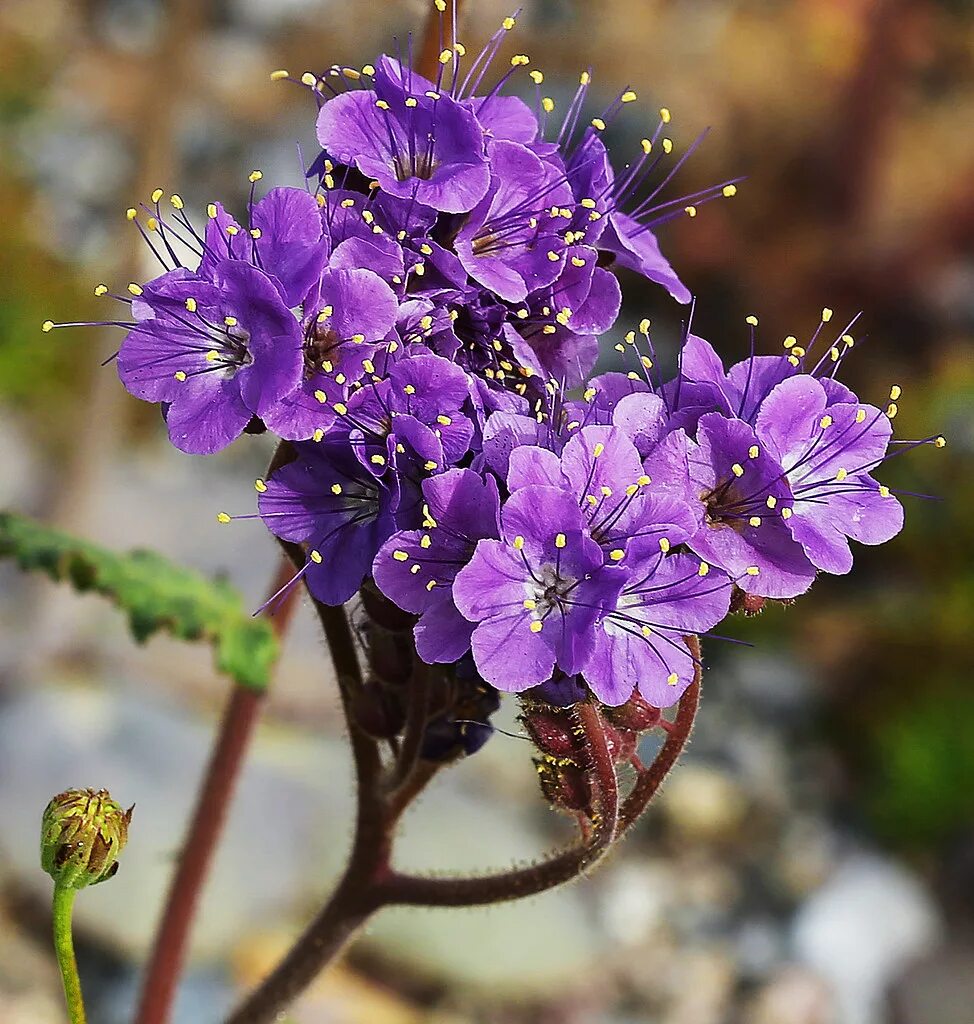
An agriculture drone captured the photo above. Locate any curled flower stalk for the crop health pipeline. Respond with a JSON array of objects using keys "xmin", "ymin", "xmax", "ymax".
[{"xmin": 42, "ymin": 1, "xmax": 944, "ymax": 1022}]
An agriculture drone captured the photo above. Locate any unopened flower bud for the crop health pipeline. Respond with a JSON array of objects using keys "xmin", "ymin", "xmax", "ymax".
[{"xmin": 41, "ymin": 789, "xmax": 132, "ymax": 890}]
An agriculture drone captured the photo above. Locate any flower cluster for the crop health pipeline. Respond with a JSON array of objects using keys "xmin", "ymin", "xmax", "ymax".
[{"xmin": 49, "ymin": 7, "xmax": 940, "ymax": 747}]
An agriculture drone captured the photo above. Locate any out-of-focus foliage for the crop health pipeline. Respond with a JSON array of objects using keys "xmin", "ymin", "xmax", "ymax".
[{"xmin": 0, "ymin": 512, "xmax": 278, "ymax": 690}]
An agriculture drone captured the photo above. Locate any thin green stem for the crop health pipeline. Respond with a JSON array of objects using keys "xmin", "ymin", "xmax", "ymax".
[{"xmin": 52, "ymin": 884, "xmax": 86, "ymax": 1024}]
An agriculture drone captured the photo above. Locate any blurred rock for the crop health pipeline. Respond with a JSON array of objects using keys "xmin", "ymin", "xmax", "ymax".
[
  {"xmin": 745, "ymin": 965, "xmax": 835, "ymax": 1024},
  {"xmin": 792, "ymin": 852, "xmax": 942, "ymax": 1024},
  {"xmin": 659, "ymin": 765, "xmax": 749, "ymax": 843}
]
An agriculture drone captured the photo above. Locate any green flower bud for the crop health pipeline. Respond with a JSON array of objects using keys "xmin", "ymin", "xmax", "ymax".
[{"xmin": 41, "ymin": 788, "xmax": 132, "ymax": 890}]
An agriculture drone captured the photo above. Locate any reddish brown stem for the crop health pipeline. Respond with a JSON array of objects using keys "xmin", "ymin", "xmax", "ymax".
[{"xmin": 136, "ymin": 552, "xmax": 298, "ymax": 1024}]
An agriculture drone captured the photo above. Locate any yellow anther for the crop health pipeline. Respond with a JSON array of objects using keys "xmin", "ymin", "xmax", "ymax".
[
  {"xmin": 745, "ymin": 566, "xmax": 760, "ymax": 576},
  {"xmin": 662, "ymin": 138, "xmax": 673, "ymax": 154},
  {"xmin": 94, "ymin": 284, "xmax": 108, "ymax": 296},
  {"xmin": 513, "ymin": 536, "xmax": 525, "ymax": 550},
  {"xmin": 41, "ymin": 320, "xmax": 55, "ymax": 332},
  {"xmin": 830, "ymin": 347, "xmax": 840, "ymax": 362},
  {"xmin": 843, "ymin": 334, "xmax": 855, "ymax": 348},
  {"xmin": 637, "ymin": 475, "xmax": 651, "ymax": 486},
  {"xmin": 419, "ymin": 535, "xmax": 432, "ymax": 550},
  {"xmin": 667, "ymin": 673, "xmax": 679, "ymax": 686},
  {"xmin": 207, "ymin": 203, "xmax": 218, "ymax": 219},
  {"xmin": 426, "ymin": 580, "xmax": 437, "ymax": 592},
  {"xmin": 835, "ymin": 468, "xmax": 848, "ymax": 481},
  {"xmin": 529, "ymin": 620, "xmax": 543, "ymax": 633},
  {"xmin": 792, "ymin": 347, "xmax": 806, "ymax": 358},
  {"xmin": 392, "ymin": 550, "xmax": 409, "ymax": 562},
  {"xmin": 126, "ymin": 207, "xmax": 138, "ymax": 220},
  {"xmin": 820, "ymin": 415, "xmax": 833, "ymax": 429},
  {"xmin": 248, "ymin": 170, "xmax": 263, "ymax": 183},
  {"xmin": 546, "ymin": 250, "xmax": 560, "ymax": 262},
  {"xmin": 301, "ymin": 72, "xmax": 318, "ymax": 86},
  {"xmin": 343, "ymin": 67, "xmax": 361, "ymax": 80},
  {"xmin": 639, "ymin": 318, "xmax": 651, "ymax": 334},
  {"xmin": 370, "ymin": 454, "xmax": 386, "ymax": 466},
  {"xmin": 530, "ymin": 70, "xmax": 544, "ymax": 84},
  {"xmin": 435, "ymin": 0, "xmax": 446, "ymax": 10},
  {"xmin": 788, "ymin": 356, "xmax": 800, "ymax": 367},
  {"xmin": 749, "ymin": 516, "xmax": 761, "ymax": 527},
  {"xmin": 625, "ymin": 484, "xmax": 638, "ymax": 497},
  {"xmin": 542, "ymin": 97, "xmax": 555, "ymax": 113},
  {"xmin": 205, "ymin": 350, "xmax": 220, "ymax": 362},
  {"xmin": 310, "ymin": 550, "xmax": 323, "ymax": 564},
  {"xmin": 151, "ymin": 188, "xmax": 164, "ymax": 203},
  {"xmin": 659, "ymin": 106, "xmax": 671, "ymax": 123},
  {"xmin": 523, "ymin": 599, "xmax": 537, "ymax": 610},
  {"xmin": 732, "ymin": 463, "xmax": 745, "ymax": 477},
  {"xmin": 781, "ymin": 507, "xmax": 793, "ymax": 520},
  {"xmin": 610, "ymin": 549, "xmax": 625, "ymax": 561},
  {"xmin": 439, "ymin": 48, "xmax": 453, "ymax": 63},
  {"xmin": 766, "ymin": 495, "xmax": 777, "ymax": 509},
  {"xmin": 783, "ymin": 335, "xmax": 797, "ymax": 349},
  {"xmin": 591, "ymin": 117, "xmax": 606, "ymax": 131},
  {"xmin": 216, "ymin": 512, "xmax": 231, "ymax": 524},
  {"xmin": 641, "ymin": 625, "xmax": 653, "ymax": 637},
  {"xmin": 333, "ymin": 402, "xmax": 348, "ymax": 415},
  {"xmin": 436, "ymin": 415, "xmax": 452, "ymax": 426},
  {"xmin": 722, "ymin": 184, "xmax": 737, "ymax": 197},
  {"xmin": 250, "ymin": 228, "xmax": 262, "ymax": 239},
  {"xmin": 502, "ymin": 15, "xmax": 516, "ymax": 29},
  {"xmin": 593, "ymin": 442, "xmax": 605, "ymax": 457},
  {"xmin": 375, "ymin": 99, "xmax": 390, "ymax": 110},
  {"xmin": 543, "ymin": 325, "xmax": 557, "ymax": 335},
  {"xmin": 330, "ymin": 483, "xmax": 343, "ymax": 495},
  {"xmin": 879, "ymin": 485, "xmax": 891, "ymax": 498},
  {"xmin": 270, "ymin": 69, "xmax": 289, "ymax": 81},
  {"xmin": 313, "ymin": 389, "xmax": 327, "ymax": 404},
  {"xmin": 821, "ymin": 307, "xmax": 833, "ymax": 322},
  {"xmin": 226, "ymin": 225, "xmax": 238, "ymax": 236},
  {"xmin": 855, "ymin": 409, "xmax": 867, "ymax": 423},
  {"xmin": 887, "ymin": 402, "xmax": 898, "ymax": 419},
  {"xmin": 168, "ymin": 193, "xmax": 184, "ymax": 211},
  {"xmin": 698, "ymin": 562, "xmax": 710, "ymax": 577},
  {"xmin": 622, "ymin": 90, "xmax": 637, "ymax": 103},
  {"xmin": 580, "ymin": 71, "xmax": 591, "ymax": 85},
  {"xmin": 659, "ymin": 538, "xmax": 671, "ymax": 553},
  {"xmin": 423, "ymin": 460, "xmax": 437, "ymax": 471},
  {"xmin": 174, "ymin": 371, "xmax": 187, "ymax": 381},
  {"xmin": 684, "ymin": 205, "xmax": 697, "ymax": 218},
  {"xmin": 583, "ymin": 387, "xmax": 597, "ymax": 401},
  {"xmin": 935, "ymin": 436, "xmax": 947, "ymax": 448},
  {"xmin": 889, "ymin": 384, "xmax": 902, "ymax": 401},
  {"xmin": 745, "ymin": 314, "xmax": 759, "ymax": 326},
  {"xmin": 253, "ymin": 478, "xmax": 267, "ymax": 493},
  {"xmin": 350, "ymin": 333, "xmax": 365, "ymax": 344},
  {"xmin": 748, "ymin": 445, "xmax": 760, "ymax": 458},
  {"xmin": 404, "ymin": 384, "xmax": 416, "ymax": 395},
  {"xmin": 127, "ymin": 283, "xmax": 144, "ymax": 296},
  {"xmin": 555, "ymin": 533, "xmax": 567, "ymax": 548},
  {"xmin": 146, "ymin": 217, "xmax": 158, "ymax": 231}
]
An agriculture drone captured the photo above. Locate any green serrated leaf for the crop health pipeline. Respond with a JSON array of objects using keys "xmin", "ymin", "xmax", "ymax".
[{"xmin": 0, "ymin": 511, "xmax": 278, "ymax": 691}]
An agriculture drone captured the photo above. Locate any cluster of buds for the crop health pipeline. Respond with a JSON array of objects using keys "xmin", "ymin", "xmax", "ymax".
[{"xmin": 520, "ymin": 686, "xmax": 663, "ymax": 818}]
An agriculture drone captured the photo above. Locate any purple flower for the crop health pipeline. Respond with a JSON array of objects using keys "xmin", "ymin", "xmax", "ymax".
[
  {"xmin": 755, "ymin": 375, "xmax": 903, "ymax": 574},
  {"xmin": 687, "ymin": 413, "xmax": 817, "ymax": 598},
  {"xmin": 258, "ymin": 438, "xmax": 399, "ymax": 605},
  {"xmin": 200, "ymin": 188, "xmax": 328, "ymax": 307},
  {"xmin": 316, "ymin": 57, "xmax": 490, "ymax": 213},
  {"xmin": 586, "ymin": 548, "xmax": 731, "ymax": 706},
  {"xmin": 453, "ymin": 485, "xmax": 626, "ymax": 691},
  {"xmin": 455, "ymin": 140, "xmax": 573, "ymax": 302},
  {"xmin": 508, "ymin": 425, "xmax": 699, "ymax": 560},
  {"xmin": 117, "ymin": 261, "xmax": 303, "ymax": 454},
  {"xmin": 262, "ymin": 267, "xmax": 400, "ymax": 441},
  {"xmin": 373, "ymin": 469, "xmax": 501, "ymax": 663},
  {"xmin": 339, "ymin": 353, "xmax": 475, "ymax": 475}
]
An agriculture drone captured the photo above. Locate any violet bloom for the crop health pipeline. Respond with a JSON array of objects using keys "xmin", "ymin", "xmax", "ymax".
[
  {"xmin": 373, "ymin": 469, "xmax": 501, "ymax": 663},
  {"xmin": 262, "ymin": 267, "xmax": 400, "ymax": 441},
  {"xmin": 508, "ymin": 425, "xmax": 699, "ymax": 561},
  {"xmin": 258, "ymin": 437, "xmax": 398, "ymax": 605},
  {"xmin": 455, "ymin": 140, "xmax": 573, "ymax": 303},
  {"xmin": 687, "ymin": 413, "xmax": 817, "ymax": 598},
  {"xmin": 340, "ymin": 353, "xmax": 475, "ymax": 475},
  {"xmin": 316, "ymin": 56, "xmax": 490, "ymax": 213},
  {"xmin": 117, "ymin": 260, "xmax": 303, "ymax": 454},
  {"xmin": 586, "ymin": 548, "xmax": 731, "ymax": 707},
  {"xmin": 453, "ymin": 484, "xmax": 626, "ymax": 691},
  {"xmin": 199, "ymin": 188, "xmax": 328, "ymax": 307},
  {"xmin": 755, "ymin": 375, "xmax": 903, "ymax": 574}
]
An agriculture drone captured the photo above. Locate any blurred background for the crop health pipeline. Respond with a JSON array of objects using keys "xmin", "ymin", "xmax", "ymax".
[{"xmin": 1, "ymin": 0, "xmax": 972, "ymax": 1021}]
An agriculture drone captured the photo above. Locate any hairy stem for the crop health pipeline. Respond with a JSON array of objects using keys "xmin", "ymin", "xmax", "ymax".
[
  {"xmin": 52, "ymin": 884, "xmax": 86, "ymax": 1024},
  {"xmin": 137, "ymin": 462, "xmax": 300, "ymax": 1024}
]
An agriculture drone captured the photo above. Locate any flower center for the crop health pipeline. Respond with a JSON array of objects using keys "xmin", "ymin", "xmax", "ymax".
[
  {"xmin": 526, "ymin": 562, "xmax": 577, "ymax": 618},
  {"xmin": 392, "ymin": 152, "xmax": 436, "ymax": 182}
]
